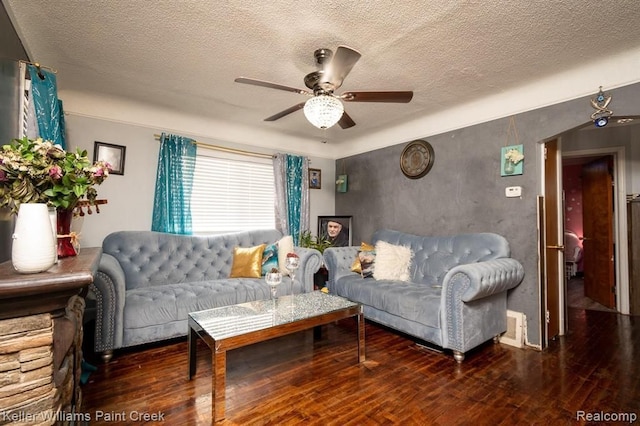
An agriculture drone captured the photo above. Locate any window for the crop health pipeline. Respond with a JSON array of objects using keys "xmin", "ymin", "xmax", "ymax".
[{"xmin": 190, "ymin": 151, "xmax": 275, "ymax": 234}]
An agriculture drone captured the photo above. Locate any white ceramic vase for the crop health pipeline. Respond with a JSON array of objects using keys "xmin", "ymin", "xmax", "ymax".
[
  {"xmin": 12, "ymin": 203, "xmax": 56, "ymax": 273},
  {"xmin": 48, "ymin": 206, "xmax": 58, "ymax": 264}
]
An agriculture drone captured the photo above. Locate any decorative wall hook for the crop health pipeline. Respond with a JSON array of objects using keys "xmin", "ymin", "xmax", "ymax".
[{"xmin": 590, "ymin": 86, "xmax": 613, "ymax": 127}]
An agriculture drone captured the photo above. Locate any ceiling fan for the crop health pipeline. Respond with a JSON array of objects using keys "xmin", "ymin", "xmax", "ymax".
[{"xmin": 235, "ymin": 45, "xmax": 413, "ymax": 129}]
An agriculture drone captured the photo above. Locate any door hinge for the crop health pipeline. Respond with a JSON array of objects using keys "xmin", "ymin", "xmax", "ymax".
[
  {"xmin": 545, "ymin": 310, "xmax": 550, "ymax": 323},
  {"xmin": 544, "ymin": 146, "xmax": 548, "ymax": 160},
  {"xmin": 612, "ymin": 286, "xmax": 616, "ymax": 294}
]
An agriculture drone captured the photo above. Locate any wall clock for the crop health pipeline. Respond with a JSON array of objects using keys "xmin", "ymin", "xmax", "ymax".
[{"xmin": 400, "ymin": 140, "xmax": 434, "ymax": 179}]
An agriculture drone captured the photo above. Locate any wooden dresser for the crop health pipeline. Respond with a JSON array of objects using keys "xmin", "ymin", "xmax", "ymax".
[{"xmin": 0, "ymin": 248, "xmax": 101, "ymax": 425}]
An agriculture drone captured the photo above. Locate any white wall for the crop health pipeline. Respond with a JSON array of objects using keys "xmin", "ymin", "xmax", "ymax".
[{"xmin": 64, "ymin": 114, "xmax": 335, "ymax": 249}]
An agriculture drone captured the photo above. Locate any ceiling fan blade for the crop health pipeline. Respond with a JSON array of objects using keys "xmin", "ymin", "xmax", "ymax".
[
  {"xmin": 321, "ymin": 45, "xmax": 362, "ymax": 90},
  {"xmin": 264, "ymin": 102, "xmax": 306, "ymax": 121},
  {"xmin": 341, "ymin": 91, "xmax": 413, "ymax": 103},
  {"xmin": 338, "ymin": 111, "xmax": 356, "ymax": 129},
  {"xmin": 235, "ymin": 77, "xmax": 311, "ymax": 95}
]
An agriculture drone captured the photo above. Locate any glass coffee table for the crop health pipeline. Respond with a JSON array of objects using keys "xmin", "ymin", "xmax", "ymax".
[{"xmin": 188, "ymin": 291, "xmax": 364, "ymax": 422}]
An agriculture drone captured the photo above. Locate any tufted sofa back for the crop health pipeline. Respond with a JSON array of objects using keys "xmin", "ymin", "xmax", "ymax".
[
  {"xmin": 372, "ymin": 229, "xmax": 510, "ymax": 286},
  {"xmin": 102, "ymin": 229, "xmax": 283, "ymax": 290}
]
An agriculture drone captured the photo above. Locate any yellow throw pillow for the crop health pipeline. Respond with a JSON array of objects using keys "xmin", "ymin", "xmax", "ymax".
[
  {"xmin": 351, "ymin": 242, "xmax": 375, "ymax": 274},
  {"xmin": 230, "ymin": 244, "xmax": 266, "ymax": 278}
]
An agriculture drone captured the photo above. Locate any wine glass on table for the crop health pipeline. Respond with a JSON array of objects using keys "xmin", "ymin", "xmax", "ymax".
[
  {"xmin": 265, "ymin": 268, "xmax": 282, "ymax": 311},
  {"xmin": 285, "ymin": 253, "xmax": 300, "ymax": 296}
]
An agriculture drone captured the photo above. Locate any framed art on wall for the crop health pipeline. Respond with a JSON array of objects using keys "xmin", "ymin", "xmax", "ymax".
[
  {"xmin": 501, "ymin": 144, "xmax": 524, "ymax": 176},
  {"xmin": 94, "ymin": 141, "xmax": 126, "ymax": 175},
  {"xmin": 318, "ymin": 216, "xmax": 352, "ymax": 247},
  {"xmin": 309, "ymin": 168, "xmax": 321, "ymax": 189}
]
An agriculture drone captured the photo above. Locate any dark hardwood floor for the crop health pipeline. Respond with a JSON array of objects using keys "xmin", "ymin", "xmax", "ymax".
[
  {"xmin": 81, "ymin": 307, "xmax": 639, "ymax": 425},
  {"xmin": 567, "ymin": 276, "xmax": 617, "ymax": 313}
]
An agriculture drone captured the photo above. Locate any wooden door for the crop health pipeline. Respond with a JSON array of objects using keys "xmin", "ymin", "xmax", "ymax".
[
  {"xmin": 628, "ymin": 201, "xmax": 640, "ymax": 315},
  {"xmin": 582, "ymin": 157, "xmax": 616, "ymax": 308},
  {"xmin": 544, "ymin": 139, "xmax": 562, "ymax": 339}
]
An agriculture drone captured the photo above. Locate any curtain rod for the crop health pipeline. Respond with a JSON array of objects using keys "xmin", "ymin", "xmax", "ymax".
[
  {"xmin": 17, "ymin": 60, "xmax": 57, "ymax": 74},
  {"xmin": 153, "ymin": 134, "xmax": 273, "ymax": 159}
]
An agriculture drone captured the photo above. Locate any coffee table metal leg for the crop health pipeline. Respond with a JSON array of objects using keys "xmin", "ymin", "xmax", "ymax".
[
  {"xmin": 357, "ymin": 311, "xmax": 365, "ymax": 363},
  {"xmin": 188, "ymin": 326, "xmax": 197, "ymax": 379},
  {"xmin": 212, "ymin": 348, "xmax": 226, "ymax": 422}
]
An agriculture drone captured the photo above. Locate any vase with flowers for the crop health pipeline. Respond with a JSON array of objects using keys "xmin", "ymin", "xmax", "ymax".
[
  {"xmin": 504, "ymin": 148, "xmax": 524, "ymax": 175},
  {"xmin": 0, "ymin": 137, "xmax": 111, "ymax": 263}
]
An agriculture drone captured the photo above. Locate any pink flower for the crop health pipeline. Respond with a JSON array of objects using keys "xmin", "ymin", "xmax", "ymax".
[
  {"xmin": 49, "ymin": 165, "xmax": 62, "ymax": 179},
  {"xmin": 0, "ymin": 170, "xmax": 6, "ymax": 182}
]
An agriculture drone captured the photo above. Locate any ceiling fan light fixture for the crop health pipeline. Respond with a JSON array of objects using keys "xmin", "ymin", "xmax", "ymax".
[{"xmin": 303, "ymin": 95, "xmax": 344, "ymax": 129}]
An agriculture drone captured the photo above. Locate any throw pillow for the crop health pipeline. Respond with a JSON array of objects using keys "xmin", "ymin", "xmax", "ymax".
[
  {"xmin": 373, "ymin": 240, "xmax": 413, "ymax": 281},
  {"xmin": 358, "ymin": 249, "xmax": 376, "ymax": 278},
  {"xmin": 261, "ymin": 243, "xmax": 278, "ymax": 275},
  {"xmin": 277, "ymin": 235, "xmax": 295, "ymax": 275},
  {"xmin": 351, "ymin": 242, "xmax": 375, "ymax": 274},
  {"xmin": 230, "ymin": 244, "xmax": 266, "ymax": 278}
]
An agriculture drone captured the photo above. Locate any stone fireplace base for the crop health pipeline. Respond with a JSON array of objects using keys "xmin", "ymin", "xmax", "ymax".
[{"xmin": 0, "ymin": 248, "xmax": 101, "ymax": 425}]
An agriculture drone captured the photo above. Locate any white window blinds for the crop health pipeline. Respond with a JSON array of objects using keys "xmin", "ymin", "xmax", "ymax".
[{"xmin": 190, "ymin": 151, "xmax": 275, "ymax": 234}]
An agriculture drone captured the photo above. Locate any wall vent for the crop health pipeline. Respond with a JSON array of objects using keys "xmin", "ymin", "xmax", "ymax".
[{"xmin": 499, "ymin": 310, "xmax": 524, "ymax": 348}]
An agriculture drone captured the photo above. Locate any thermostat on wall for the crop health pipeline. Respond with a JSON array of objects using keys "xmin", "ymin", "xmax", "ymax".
[{"xmin": 505, "ymin": 186, "xmax": 522, "ymax": 198}]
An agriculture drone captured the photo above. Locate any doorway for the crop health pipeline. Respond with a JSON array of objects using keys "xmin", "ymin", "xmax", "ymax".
[
  {"xmin": 542, "ymin": 132, "xmax": 630, "ymax": 346},
  {"xmin": 562, "ymin": 154, "xmax": 618, "ymax": 312},
  {"xmin": 561, "ymin": 145, "xmax": 629, "ymax": 316}
]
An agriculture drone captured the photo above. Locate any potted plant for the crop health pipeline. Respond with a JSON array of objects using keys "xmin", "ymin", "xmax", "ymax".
[
  {"xmin": 299, "ymin": 230, "xmax": 333, "ymax": 253},
  {"xmin": 299, "ymin": 230, "xmax": 333, "ymax": 290},
  {"xmin": 0, "ymin": 137, "xmax": 111, "ymax": 258}
]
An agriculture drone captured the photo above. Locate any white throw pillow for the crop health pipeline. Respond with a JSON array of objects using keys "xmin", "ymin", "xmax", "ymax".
[
  {"xmin": 373, "ymin": 240, "xmax": 413, "ymax": 281},
  {"xmin": 277, "ymin": 235, "xmax": 295, "ymax": 275}
]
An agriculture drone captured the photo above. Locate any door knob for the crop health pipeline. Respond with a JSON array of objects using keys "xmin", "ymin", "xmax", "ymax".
[{"xmin": 547, "ymin": 245, "xmax": 565, "ymax": 250}]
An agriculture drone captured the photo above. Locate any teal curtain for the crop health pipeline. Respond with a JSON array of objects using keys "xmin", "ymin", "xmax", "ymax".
[
  {"xmin": 27, "ymin": 65, "xmax": 66, "ymax": 149},
  {"xmin": 152, "ymin": 133, "xmax": 197, "ymax": 234},
  {"xmin": 273, "ymin": 154, "xmax": 309, "ymax": 245}
]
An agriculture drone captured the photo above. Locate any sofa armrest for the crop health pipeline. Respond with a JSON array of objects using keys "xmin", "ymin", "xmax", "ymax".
[
  {"xmin": 323, "ymin": 247, "xmax": 359, "ymax": 290},
  {"xmin": 441, "ymin": 258, "xmax": 524, "ymax": 353},
  {"xmin": 89, "ymin": 253, "xmax": 127, "ymax": 353},
  {"xmin": 293, "ymin": 246, "xmax": 323, "ymax": 292},
  {"xmin": 445, "ymin": 258, "xmax": 525, "ymax": 303}
]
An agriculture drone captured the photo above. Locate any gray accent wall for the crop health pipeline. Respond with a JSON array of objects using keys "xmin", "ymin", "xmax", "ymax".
[
  {"xmin": 0, "ymin": 2, "xmax": 28, "ymax": 61},
  {"xmin": 0, "ymin": 60, "xmax": 21, "ymax": 262},
  {"xmin": 335, "ymin": 82, "xmax": 640, "ymax": 347},
  {"xmin": 0, "ymin": 1, "xmax": 27, "ymax": 263}
]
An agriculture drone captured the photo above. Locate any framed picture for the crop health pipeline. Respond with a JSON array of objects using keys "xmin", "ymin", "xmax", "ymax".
[
  {"xmin": 94, "ymin": 141, "xmax": 126, "ymax": 175},
  {"xmin": 318, "ymin": 216, "xmax": 352, "ymax": 247},
  {"xmin": 309, "ymin": 168, "xmax": 321, "ymax": 189},
  {"xmin": 501, "ymin": 144, "xmax": 524, "ymax": 176}
]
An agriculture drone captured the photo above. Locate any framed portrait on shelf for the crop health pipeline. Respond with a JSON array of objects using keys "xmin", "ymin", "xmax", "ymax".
[
  {"xmin": 94, "ymin": 141, "xmax": 126, "ymax": 175},
  {"xmin": 318, "ymin": 216, "xmax": 352, "ymax": 247},
  {"xmin": 309, "ymin": 168, "xmax": 321, "ymax": 189}
]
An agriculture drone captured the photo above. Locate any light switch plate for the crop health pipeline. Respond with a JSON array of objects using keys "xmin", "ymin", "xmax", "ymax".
[{"xmin": 506, "ymin": 186, "xmax": 522, "ymax": 198}]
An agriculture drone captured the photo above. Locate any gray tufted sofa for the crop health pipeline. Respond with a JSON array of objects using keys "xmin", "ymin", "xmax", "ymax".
[
  {"xmin": 323, "ymin": 229, "xmax": 524, "ymax": 362},
  {"xmin": 90, "ymin": 229, "xmax": 322, "ymax": 362}
]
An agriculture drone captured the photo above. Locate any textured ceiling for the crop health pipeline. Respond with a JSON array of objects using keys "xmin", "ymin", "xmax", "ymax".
[{"xmin": 4, "ymin": 0, "xmax": 640, "ymax": 154}]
